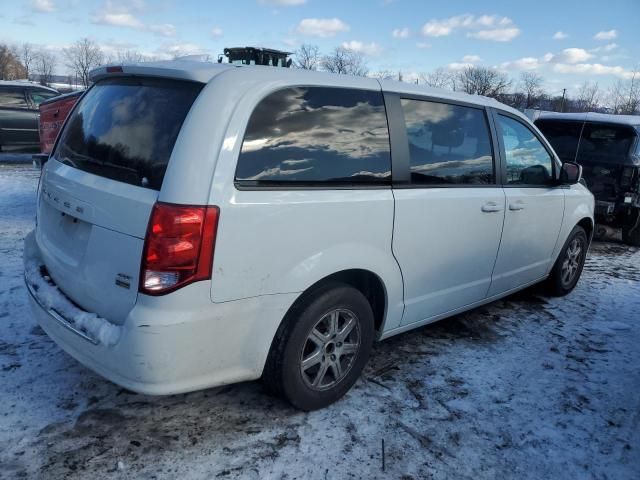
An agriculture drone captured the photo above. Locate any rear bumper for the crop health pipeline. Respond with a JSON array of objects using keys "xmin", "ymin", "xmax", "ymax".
[{"xmin": 24, "ymin": 232, "xmax": 297, "ymax": 395}]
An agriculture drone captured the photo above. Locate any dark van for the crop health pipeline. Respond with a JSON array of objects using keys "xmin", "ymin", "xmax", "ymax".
[{"xmin": 535, "ymin": 112, "xmax": 640, "ymax": 246}]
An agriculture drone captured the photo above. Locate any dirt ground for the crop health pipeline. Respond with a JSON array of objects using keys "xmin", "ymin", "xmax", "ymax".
[{"xmin": 1, "ymin": 161, "xmax": 639, "ymax": 479}]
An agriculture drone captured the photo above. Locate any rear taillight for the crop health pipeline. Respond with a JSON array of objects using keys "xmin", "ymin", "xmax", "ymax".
[{"xmin": 140, "ymin": 202, "xmax": 219, "ymax": 295}]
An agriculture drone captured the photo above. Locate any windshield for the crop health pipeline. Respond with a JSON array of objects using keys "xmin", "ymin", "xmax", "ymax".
[
  {"xmin": 54, "ymin": 77, "xmax": 202, "ymax": 190},
  {"xmin": 535, "ymin": 119, "xmax": 583, "ymax": 163}
]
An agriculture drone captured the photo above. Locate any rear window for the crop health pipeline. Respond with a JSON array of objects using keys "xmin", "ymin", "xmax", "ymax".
[
  {"xmin": 577, "ymin": 123, "xmax": 636, "ymax": 163},
  {"xmin": 54, "ymin": 77, "xmax": 202, "ymax": 190},
  {"xmin": 235, "ymin": 86, "xmax": 391, "ymax": 186},
  {"xmin": 535, "ymin": 119, "xmax": 583, "ymax": 163}
]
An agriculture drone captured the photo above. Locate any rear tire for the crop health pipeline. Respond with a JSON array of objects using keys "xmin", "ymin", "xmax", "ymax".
[
  {"xmin": 622, "ymin": 207, "xmax": 640, "ymax": 247},
  {"xmin": 546, "ymin": 226, "xmax": 588, "ymax": 296},
  {"xmin": 262, "ymin": 283, "xmax": 374, "ymax": 411}
]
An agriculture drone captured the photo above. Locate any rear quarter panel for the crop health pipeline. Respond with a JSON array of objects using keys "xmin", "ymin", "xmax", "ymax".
[{"xmin": 199, "ymin": 70, "xmax": 405, "ymax": 332}]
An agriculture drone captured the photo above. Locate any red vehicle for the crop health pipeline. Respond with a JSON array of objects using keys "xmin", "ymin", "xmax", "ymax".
[{"xmin": 33, "ymin": 90, "xmax": 82, "ymax": 167}]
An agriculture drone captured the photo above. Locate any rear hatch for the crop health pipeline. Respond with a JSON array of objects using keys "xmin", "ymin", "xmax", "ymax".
[
  {"xmin": 36, "ymin": 76, "xmax": 203, "ymax": 324},
  {"xmin": 576, "ymin": 123, "xmax": 637, "ymax": 202}
]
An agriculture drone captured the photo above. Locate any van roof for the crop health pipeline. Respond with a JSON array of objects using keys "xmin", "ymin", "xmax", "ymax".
[
  {"xmin": 90, "ymin": 60, "xmax": 520, "ymax": 115},
  {"xmin": 536, "ymin": 111, "xmax": 640, "ymax": 127}
]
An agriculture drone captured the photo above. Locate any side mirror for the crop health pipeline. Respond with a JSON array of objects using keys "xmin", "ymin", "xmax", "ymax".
[{"xmin": 560, "ymin": 161, "xmax": 582, "ymax": 185}]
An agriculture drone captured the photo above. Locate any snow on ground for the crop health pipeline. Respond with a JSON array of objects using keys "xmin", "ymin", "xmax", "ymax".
[{"xmin": 0, "ymin": 160, "xmax": 639, "ymax": 479}]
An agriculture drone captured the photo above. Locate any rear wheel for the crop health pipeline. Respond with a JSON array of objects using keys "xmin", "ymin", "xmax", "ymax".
[
  {"xmin": 622, "ymin": 207, "xmax": 640, "ymax": 247},
  {"xmin": 263, "ymin": 283, "xmax": 374, "ymax": 411},
  {"xmin": 546, "ymin": 226, "xmax": 588, "ymax": 296}
]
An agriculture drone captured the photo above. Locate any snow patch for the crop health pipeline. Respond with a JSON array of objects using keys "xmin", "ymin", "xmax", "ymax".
[{"xmin": 23, "ymin": 230, "xmax": 121, "ymax": 347}]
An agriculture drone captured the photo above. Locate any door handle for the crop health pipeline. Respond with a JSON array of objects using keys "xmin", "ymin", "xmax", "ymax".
[
  {"xmin": 481, "ymin": 202, "xmax": 503, "ymax": 213},
  {"xmin": 509, "ymin": 201, "xmax": 525, "ymax": 211}
]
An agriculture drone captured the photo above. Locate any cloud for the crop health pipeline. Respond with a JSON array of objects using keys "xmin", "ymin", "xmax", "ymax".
[
  {"xmin": 392, "ymin": 27, "xmax": 410, "ymax": 39},
  {"xmin": 31, "ymin": 0, "xmax": 55, "ymax": 13},
  {"xmin": 591, "ymin": 43, "xmax": 618, "ymax": 53},
  {"xmin": 447, "ymin": 62, "xmax": 474, "ymax": 71},
  {"xmin": 93, "ymin": 12, "xmax": 143, "ymax": 29},
  {"xmin": 296, "ymin": 18, "xmax": 350, "ymax": 37},
  {"xmin": 416, "ymin": 42, "xmax": 431, "ymax": 49},
  {"xmin": 342, "ymin": 41, "xmax": 383, "ymax": 56},
  {"xmin": 594, "ymin": 29, "xmax": 617, "ymax": 40},
  {"xmin": 421, "ymin": 14, "xmax": 519, "ymax": 41},
  {"xmin": 91, "ymin": 3, "xmax": 176, "ymax": 37},
  {"xmin": 548, "ymin": 48, "xmax": 593, "ymax": 64},
  {"xmin": 148, "ymin": 23, "xmax": 176, "ymax": 36},
  {"xmin": 553, "ymin": 31, "xmax": 568, "ymax": 40},
  {"xmin": 500, "ymin": 57, "xmax": 542, "ymax": 71},
  {"xmin": 467, "ymin": 27, "xmax": 520, "ymax": 42},
  {"xmin": 211, "ymin": 27, "xmax": 223, "ymax": 38},
  {"xmin": 552, "ymin": 62, "xmax": 632, "ymax": 79},
  {"xmin": 462, "ymin": 55, "xmax": 481, "ymax": 63},
  {"xmin": 258, "ymin": 0, "xmax": 306, "ymax": 4}
]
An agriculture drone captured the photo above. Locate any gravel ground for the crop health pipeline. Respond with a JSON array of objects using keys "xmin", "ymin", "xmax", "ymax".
[{"xmin": 1, "ymin": 160, "xmax": 639, "ymax": 480}]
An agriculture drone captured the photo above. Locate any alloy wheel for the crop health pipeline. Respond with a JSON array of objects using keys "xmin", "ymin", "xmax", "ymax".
[{"xmin": 300, "ymin": 308, "xmax": 361, "ymax": 391}]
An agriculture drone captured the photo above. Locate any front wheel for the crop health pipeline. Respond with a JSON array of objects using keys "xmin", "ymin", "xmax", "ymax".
[
  {"xmin": 546, "ymin": 225, "xmax": 588, "ymax": 296},
  {"xmin": 263, "ymin": 283, "xmax": 374, "ymax": 411}
]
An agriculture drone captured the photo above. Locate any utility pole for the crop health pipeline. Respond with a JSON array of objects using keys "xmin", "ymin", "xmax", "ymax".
[{"xmin": 560, "ymin": 88, "xmax": 566, "ymax": 112}]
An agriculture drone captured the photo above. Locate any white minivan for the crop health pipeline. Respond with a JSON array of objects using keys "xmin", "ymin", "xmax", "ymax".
[{"xmin": 24, "ymin": 61, "xmax": 594, "ymax": 410}]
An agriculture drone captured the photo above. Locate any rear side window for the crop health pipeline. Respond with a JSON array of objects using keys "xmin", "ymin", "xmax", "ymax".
[
  {"xmin": 400, "ymin": 99, "xmax": 494, "ymax": 185},
  {"xmin": 535, "ymin": 119, "xmax": 583, "ymax": 163},
  {"xmin": 54, "ymin": 77, "xmax": 202, "ymax": 190},
  {"xmin": 577, "ymin": 123, "xmax": 636, "ymax": 163},
  {"xmin": 0, "ymin": 88, "xmax": 28, "ymax": 108},
  {"xmin": 235, "ymin": 87, "xmax": 391, "ymax": 186}
]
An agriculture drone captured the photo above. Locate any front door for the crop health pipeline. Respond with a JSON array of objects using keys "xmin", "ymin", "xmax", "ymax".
[{"xmin": 489, "ymin": 113, "xmax": 564, "ymax": 296}]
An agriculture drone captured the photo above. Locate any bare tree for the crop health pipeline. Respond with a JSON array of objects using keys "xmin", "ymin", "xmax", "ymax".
[
  {"xmin": 64, "ymin": 38, "xmax": 104, "ymax": 88},
  {"xmin": 321, "ymin": 47, "xmax": 368, "ymax": 76},
  {"xmin": 370, "ymin": 70, "xmax": 395, "ymax": 80},
  {"xmin": 419, "ymin": 68, "xmax": 454, "ymax": 89},
  {"xmin": 456, "ymin": 66, "xmax": 511, "ymax": 99},
  {"xmin": 520, "ymin": 72, "xmax": 544, "ymax": 108},
  {"xmin": 575, "ymin": 81, "xmax": 600, "ymax": 112},
  {"xmin": 0, "ymin": 44, "xmax": 26, "ymax": 80},
  {"xmin": 294, "ymin": 44, "xmax": 320, "ymax": 70},
  {"xmin": 20, "ymin": 43, "xmax": 36, "ymax": 80},
  {"xmin": 34, "ymin": 49, "xmax": 56, "ymax": 86},
  {"xmin": 623, "ymin": 69, "xmax": 640, "ymax": 114}
]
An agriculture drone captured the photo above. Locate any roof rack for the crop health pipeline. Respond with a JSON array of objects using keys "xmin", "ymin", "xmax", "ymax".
[{"xmin": 217, "ymin": 47, "xmax": 293, "ymax": 68}]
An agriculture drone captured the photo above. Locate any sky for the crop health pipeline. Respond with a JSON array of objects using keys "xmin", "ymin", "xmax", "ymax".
[{"xmin": 1, "ymin": 0, "xmax": 639, "ymax": 95}]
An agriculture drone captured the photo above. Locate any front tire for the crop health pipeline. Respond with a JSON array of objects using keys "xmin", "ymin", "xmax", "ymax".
[
  {"xmin": 546, "ymin": 225, "xmax": 588, "ymax": 296},
  {"xmin": 263, "ymin": 283, "xmax": 374, "ymax": 411},
  {"xmin": 622, "ymin": 207, "xmax": 640, "ymax": 247}
]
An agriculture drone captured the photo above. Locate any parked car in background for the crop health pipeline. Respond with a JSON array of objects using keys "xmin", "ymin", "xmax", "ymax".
[
  {"xmin": 25, "ymin": 61, "xmax": 594, "ymax": 411},
  {"xmin": 38, "ymin": 90, "xmax": 83, "ymax": 156},
  {"xmin": 535, "ymin": 112, "xmax": 640, "ymax": 246},
  {"xmin": 0, "ymin": 81, "xmax": 59, "ymax": 153}
]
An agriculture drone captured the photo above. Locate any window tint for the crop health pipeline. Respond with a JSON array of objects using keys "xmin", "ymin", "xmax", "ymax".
[
  {"xmin": 236, "ymin": 87, "xmax": 391, "ymax": 185},
  {"xmin": 54, "ymin": 77, "xmax": 202, "ymax": 190},
  {"xmin": 30, "ymin": 89, "xmax": 58, "ymax": 106},
  {"xmin": 535, "ymin": 119, "xmax": 582, "ymax": 163},
  {"xmin": 577, "ymin": 123, "xmax": 636, "ymax": 163},
  {"xmin": 0, "ymin": 88, "xmax": 28, "ymax": 108},
  {"xmin": 498, "ymin": 115, "xmax": 553, "ymax": 185},
  {"xmin": 400, "ymin": 99, "xmax": 494, "ymax": 185}
]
